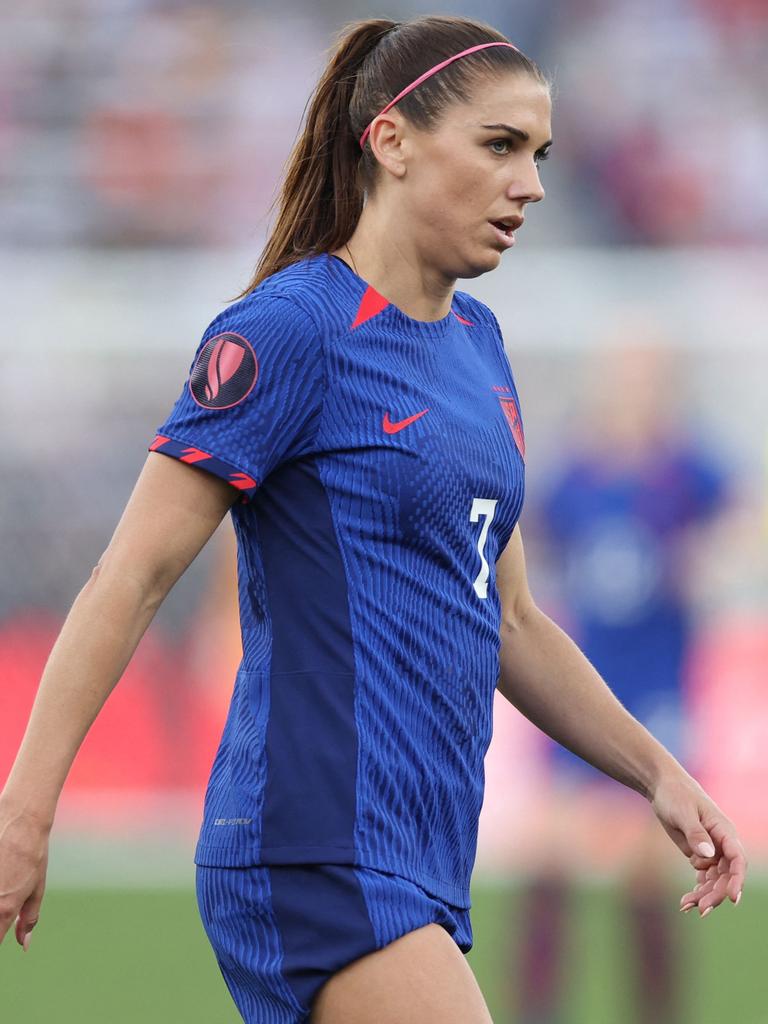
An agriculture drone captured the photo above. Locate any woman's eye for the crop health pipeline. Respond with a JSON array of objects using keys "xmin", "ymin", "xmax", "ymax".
[{"xmin": 488, "ymin": 139, "xmax": 550, "ymax": 165}]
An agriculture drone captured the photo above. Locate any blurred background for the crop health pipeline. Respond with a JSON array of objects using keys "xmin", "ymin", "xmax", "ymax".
[{"xmin": 1, "ymin": 1, "xmax": 766, "ymax": 1022}]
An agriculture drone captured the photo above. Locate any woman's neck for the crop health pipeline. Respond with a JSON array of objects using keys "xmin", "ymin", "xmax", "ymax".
[{"xmin": 329, "ymin": 211, "xmax": 455, "ymax": 322}]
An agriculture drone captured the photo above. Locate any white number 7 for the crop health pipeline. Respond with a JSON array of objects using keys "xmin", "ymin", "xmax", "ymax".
[{"xmin": 470, "ymin": 497, "xmax": 498, "ymax": 598}]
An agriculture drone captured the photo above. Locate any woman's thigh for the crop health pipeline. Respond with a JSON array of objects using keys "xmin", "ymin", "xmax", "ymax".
[{"xmin": 311, "ymin": 921, "xmax": 494, "ymax": 1024}]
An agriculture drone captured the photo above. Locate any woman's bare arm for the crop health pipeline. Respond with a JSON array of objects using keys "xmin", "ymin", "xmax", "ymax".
[{"xmin": 0, "ymin": 452, "xmax": 239, "ymax": 825}]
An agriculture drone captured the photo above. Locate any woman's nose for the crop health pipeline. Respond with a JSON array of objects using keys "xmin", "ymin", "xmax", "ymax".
[
  {"xmin": 507, "ymin": 169, "xmax": 545, "ymax": 205},
  {"xmin": 523, "ymin": 169, "xmax": 545, "ymax": 204}
]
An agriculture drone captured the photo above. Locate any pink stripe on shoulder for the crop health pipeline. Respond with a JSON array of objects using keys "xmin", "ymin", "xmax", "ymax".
[
  {"xmin": 351, "ymin": 285, "xmax": 390, "ymax": 329},
  {"xmin": 452, "ymin": 310, "xmax": 474, "ymax": 326}
]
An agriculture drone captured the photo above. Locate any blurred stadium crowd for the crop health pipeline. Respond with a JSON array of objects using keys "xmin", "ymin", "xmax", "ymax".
[{"xmin": 3, "ymin": 0, "xmax": 768, "ymax": 247}]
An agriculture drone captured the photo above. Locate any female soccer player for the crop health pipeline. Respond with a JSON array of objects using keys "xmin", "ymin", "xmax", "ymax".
[{"xmin": 0, "ymin": 15, "xmax": 747, "ymax": 1024}]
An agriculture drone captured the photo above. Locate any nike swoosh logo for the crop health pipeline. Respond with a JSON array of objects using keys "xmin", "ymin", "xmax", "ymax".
[{"xmin": 382, "ymin": 408, "xmax": 429, "ymax": 434}]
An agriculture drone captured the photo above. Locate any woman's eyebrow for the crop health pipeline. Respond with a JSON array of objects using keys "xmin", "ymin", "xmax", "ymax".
[{"xmin": 479, "ymin": 122, "xmax": 552, "ymax": 150}]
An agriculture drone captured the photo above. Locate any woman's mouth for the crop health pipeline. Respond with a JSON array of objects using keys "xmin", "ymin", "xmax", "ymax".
[{"xmin": 489, "ymin": 220, "xmax": 516, "ymax": 248}]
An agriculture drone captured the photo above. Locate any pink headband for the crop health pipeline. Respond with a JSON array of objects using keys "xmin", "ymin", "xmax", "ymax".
[{"xmin": 358, "ymin": 41, "xmax": 520, "ymax": 150}]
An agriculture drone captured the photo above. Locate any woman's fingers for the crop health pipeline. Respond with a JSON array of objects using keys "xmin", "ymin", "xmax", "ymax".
[
  {"xmin": 704, "ymin": 831, "xmax": 746, "ymax": 905},
  {"xmin": 681, "ymin": 839, "xmax": 745, "ymax": 915},
  {"xmin": 697, "ymin": 870, "xmax": 731, "ymax": 915},
  {"xmin": 679, "ymin": 872, "xmax": 710, "ymax": 910},
  {"xmin": 689, "ymin": 853, "xmax": 715, "ymax": 871},
  {"xmin": 719, "ymin": 831, "xmax": 747, "ymax": 902}
]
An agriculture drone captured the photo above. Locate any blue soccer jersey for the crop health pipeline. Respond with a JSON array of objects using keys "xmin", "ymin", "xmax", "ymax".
[{"xmin": 149, "ymin": 252, "xmax": 525, "ymax": 908}]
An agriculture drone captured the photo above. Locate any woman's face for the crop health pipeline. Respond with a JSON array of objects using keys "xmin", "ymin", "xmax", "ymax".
[{"xmin": 379, "ymin": 73, "xmax": 552, "ymax": 279}]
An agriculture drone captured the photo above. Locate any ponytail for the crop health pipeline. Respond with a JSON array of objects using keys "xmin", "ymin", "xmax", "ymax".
[
  {"xmin": 230, "ymin": 19, "xmax": 397, "ymax": 300},
  {"xmin": 231, "ymin": 15, "xmax": 546, "ymax": 299}
]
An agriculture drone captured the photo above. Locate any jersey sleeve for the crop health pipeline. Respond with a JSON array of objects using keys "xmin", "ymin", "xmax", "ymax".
[{"xmin": 148, "ymin": 293, "xmax": 324, "ymax": 503}]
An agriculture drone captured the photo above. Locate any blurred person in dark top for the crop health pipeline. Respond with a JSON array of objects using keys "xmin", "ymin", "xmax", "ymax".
[{"xmin": 512, "ymin": 332, "xmax": 731, "ymax": 1024}]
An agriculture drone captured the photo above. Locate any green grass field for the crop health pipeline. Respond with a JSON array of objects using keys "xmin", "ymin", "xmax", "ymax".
[{"xmin": 2, "ymin": 880, "xmax": 764, "ymax": 1023}]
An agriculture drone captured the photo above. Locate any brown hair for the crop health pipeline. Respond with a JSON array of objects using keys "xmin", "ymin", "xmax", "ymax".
[{"xmin": 230, "ymin": 15, "xmax": 549, "ymax": 300}]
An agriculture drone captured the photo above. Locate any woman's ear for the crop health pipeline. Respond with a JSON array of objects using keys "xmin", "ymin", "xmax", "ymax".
[{"xmin": 368, "ymin": 112, "xmax": 408, "ymax": 179}]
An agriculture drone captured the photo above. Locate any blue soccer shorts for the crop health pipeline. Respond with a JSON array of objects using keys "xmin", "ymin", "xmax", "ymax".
[{"xmin": 195, "ymin": 861, "xmax": 474, "ymax": 1023}]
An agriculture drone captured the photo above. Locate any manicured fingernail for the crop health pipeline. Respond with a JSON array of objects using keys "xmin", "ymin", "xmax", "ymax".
[
  {"xmin": 680, "ymin": 903, "xmax": 696, "ymax": 913},
  {"xmin": 23, "ymin": 933, "xmax": 31, "ymax": 952},
  {"xmin": 701, "ymin": 907, "xmax": 713, "ymax": 918},
  {"xmin": 735, "ymin": 891, "xmax": 742, "ymax": 906},
  {"xmin": 697, "ymin": 841, "xmax": 715, "ymax": 858}
]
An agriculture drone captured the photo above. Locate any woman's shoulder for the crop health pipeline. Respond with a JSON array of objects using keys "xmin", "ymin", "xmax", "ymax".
[
  {"xmin": 451, "ymin": 289, "xmax": 500, "ymax": 332},
  {"xmin": 210, "ymin": 255, "xmax": 327, "ymax": 333},
  {"xmin": 225, "ymin": 254, "xmax": 332, "ymax": 330}
]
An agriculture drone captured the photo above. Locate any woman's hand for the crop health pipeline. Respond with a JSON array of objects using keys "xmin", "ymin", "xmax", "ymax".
[
  {"xmin": 649, "ymin": 770, "xmax": 747, "ymax": 917},
  {"xmin": 0, "ymin": 802, "xmax": 51, "ymax": 952}
]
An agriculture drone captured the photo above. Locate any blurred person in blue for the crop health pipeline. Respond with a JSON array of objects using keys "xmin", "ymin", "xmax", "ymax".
[
  {"xmin": 0, "ymin": 16, "xmax": 747, "ymax": 1024},
  {"xmin": 514, "ymin": 335, "xmax": 731, "ymax": 1024}
]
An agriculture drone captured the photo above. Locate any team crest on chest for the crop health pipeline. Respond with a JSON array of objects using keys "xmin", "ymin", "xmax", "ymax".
[{"xmin": 498, "ymin": 396, "xmax": 525, "ymax": 459}]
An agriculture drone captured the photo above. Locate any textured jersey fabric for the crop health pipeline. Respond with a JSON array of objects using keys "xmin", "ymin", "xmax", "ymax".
[
  {"xmin": 149, "ymin": 252, "xmax": 525, "ymax": 908},
  {"xmin": 197, "ymin": 862, "xmax": 474, "ymax": 1022}
]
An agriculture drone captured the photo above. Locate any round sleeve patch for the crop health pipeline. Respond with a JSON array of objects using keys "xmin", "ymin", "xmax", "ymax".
[{"xmin": 189, "ymin": 332, "xmax": 258, "ymax": 409}]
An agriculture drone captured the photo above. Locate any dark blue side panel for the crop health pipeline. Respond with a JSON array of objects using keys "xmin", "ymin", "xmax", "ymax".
[{"xmin": 256, "ymin": 457, "xmax": 358, "ymax": 858}]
